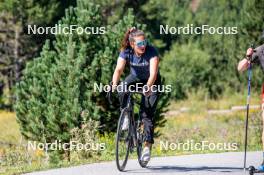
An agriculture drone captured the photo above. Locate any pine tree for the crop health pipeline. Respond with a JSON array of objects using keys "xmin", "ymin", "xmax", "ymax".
[
  {"xmin": 15, "ymin": 0, "xmax": 170, "ymax": 160},
  {"xmin": 0, "ymin": 0, "xmax": 75, "ymax": 108},
  {"xmin": 194, "ymin": 0, "xmax": 264, "ymax": 95}
]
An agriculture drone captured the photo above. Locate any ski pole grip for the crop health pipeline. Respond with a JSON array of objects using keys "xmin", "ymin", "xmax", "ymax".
[{"xmin": 246, "ymin": 44, "xmax": 255, "ymax": 61}]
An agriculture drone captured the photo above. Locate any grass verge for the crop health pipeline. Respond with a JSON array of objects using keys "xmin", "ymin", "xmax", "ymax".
[{"xmin": 0, "ymin": 91, "xmax": 263, "ymax": 174}]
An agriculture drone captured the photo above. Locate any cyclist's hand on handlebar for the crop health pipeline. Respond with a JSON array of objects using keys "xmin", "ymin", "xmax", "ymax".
[
  {"xmin": 143, "ymin": 85, "xmax": 152, "ymax": 97},
  {"xmin": 112, "ymin": 84, "xmax": 118, "ymax": 91},
  {"xmin": 106, "ymin": 82, "xmax": 115, "ymax": 104}
]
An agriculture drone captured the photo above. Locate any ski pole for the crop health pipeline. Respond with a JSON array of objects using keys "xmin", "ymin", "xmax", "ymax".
[
  {"xmin": 243, "ymin": 44, "xmax": 254, "ymax": 171},
  {"xmin": 243, "ymin": 62, "xmax": 251, "ymax": 171}
]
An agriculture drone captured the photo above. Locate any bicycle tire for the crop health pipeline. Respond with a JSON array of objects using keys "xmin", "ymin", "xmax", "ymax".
[
  {"xmin": 136, "ymin": 120, "xmax": 149, "ymax": 168},
  {"xmin": 115, "ymin": 108, "xmax": 131, "ymax": 171}
]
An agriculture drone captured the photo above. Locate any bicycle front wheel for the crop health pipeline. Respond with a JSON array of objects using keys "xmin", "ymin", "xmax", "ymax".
[{"xmin": 115, "ymin": 108, "xmax": 131, "ymax": 171}]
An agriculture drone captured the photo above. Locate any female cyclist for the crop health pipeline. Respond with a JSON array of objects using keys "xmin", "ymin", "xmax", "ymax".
[{"xmin": 111, "ymin": 27, "xmax": 161, "ymax": 163}]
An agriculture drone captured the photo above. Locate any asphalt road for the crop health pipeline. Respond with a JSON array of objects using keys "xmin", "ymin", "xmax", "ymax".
[{"xmin": 26, "ymin": 151, "xmax": 262, "ymax": 175}]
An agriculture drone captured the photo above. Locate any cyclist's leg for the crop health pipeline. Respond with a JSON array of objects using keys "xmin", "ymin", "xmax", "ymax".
[
  {"xmin": 118, "ymin": 74, "xmax": 139, "ymax": 130},
  {"xmin": 139, "ymin": 76, "xmax": 161, "ymax": 144},
  {"xmin": 139, "ymin": 78, "xmax": 160, "ymax": 161},
  {"xmin": 139, "ymin": 92, "xmax": 158, "ymax": 161},
  {"xmin": 118, "ymin": 74, "xmax": 139, "ymax": 108},
  {"xmin": 140, "ymin": 88, "xmax": 159, "ymax": 144}
]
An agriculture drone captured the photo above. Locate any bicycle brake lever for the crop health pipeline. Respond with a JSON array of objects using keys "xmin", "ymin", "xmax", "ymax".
[{"xmin": 106, "ymin": 83, "xmax": 113, "ymax": 105}]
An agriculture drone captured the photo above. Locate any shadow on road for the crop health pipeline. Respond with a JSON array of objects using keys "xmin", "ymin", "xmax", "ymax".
[{"xmin": 125, "ymin": 165, "xmax": 243, "ymax": 174}]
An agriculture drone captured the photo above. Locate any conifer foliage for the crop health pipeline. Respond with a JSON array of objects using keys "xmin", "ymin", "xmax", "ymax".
[
  {"xmin": 15, "ymin": 0, "xmax": 131, "ymax": 142},
  {"xmin": 15, "ymin": 0, "xmax": 169, "ymax": 156}
]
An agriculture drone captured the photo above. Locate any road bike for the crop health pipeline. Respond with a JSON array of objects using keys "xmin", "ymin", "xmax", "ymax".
[{"xmin": 107, "ymin": 88, "xmax": 150, "ymax": 171}]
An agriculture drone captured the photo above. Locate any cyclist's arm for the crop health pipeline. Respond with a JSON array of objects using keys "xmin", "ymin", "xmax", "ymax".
[
  {"xmin": 112, "ymin": 58, "xmax": 126, "ymax": 88},
  {"xmin": 147, "ymin": 56, "xmax": 159, "ymax": 88}
]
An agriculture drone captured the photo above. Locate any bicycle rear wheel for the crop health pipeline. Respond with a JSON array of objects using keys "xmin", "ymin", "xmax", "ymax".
[
  {"xmin": 115, "ymin": 108, "xmax": 131, "ymax": 171},
  {"xmin": 136, "ymin": 120, "xmax": 149, "ymax": 168}
]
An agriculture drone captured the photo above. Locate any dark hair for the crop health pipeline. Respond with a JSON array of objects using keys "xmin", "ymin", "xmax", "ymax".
[{"xmin": 120, "ymin": 27, "xmax": 145, "ymax": 51}]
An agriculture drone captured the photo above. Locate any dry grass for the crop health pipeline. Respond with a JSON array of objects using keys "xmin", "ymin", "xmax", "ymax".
[
  {"xmin": 0, "ymin": 92, "xmax": 262, "ymax": 174},
  {"xmin": 0, "ymin": 111, "xmax": 21, "ymax": 144},
  {"xmin": 153, "ymin": 108, "xmax": 262, "ymax": 157},
  {"xmin": 168, "ymin": 91, "xmax": 260, "ymax": 112}
]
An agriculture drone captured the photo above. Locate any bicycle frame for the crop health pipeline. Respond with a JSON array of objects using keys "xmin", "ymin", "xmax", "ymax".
[
  {"xmin": 125, "ymin": 92, "xmax": 138, "ymax": 149},
  {"xmin": 113, "ymin": 89, "xmax": 147, "ymax": 171}
]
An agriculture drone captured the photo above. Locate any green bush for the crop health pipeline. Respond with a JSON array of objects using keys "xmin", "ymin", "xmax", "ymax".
[{"xmin": 161, "ymin": 43, "xmax": 211, "ymax": 99}]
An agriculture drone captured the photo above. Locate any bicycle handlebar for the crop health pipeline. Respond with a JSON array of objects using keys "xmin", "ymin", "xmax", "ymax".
[{"xmin": 106, "ymin": 82, "xmax": 146, "ymax": 105}]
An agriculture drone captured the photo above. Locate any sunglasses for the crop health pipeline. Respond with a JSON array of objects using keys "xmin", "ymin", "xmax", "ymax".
[{"xmin": 135, "ymin": 40, "xmax": 147, "ymax": 47}]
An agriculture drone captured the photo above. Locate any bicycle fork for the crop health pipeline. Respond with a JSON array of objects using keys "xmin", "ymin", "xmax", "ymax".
[
  {"xmin": 125, "ymin": 108, "xmax": 135, "ymax": 153},
  {"xmin": 130, "ymin": 118, "xmax": 137, "ymax": 151}
]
